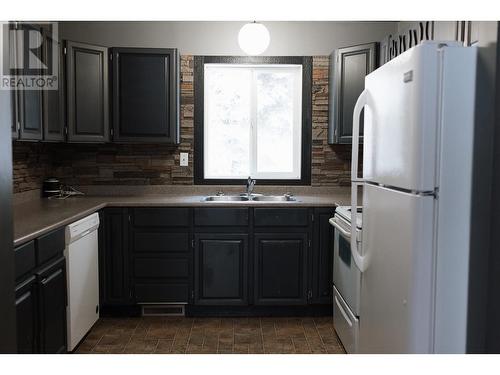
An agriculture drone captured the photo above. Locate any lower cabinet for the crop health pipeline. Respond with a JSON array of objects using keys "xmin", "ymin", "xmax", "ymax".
[
  {"xmin": 254, "ymin": 233, "xmax": 308, "ymax": 305},
  {"xmin": 15, "ymin": 276, "xmax": 38, "ymax": 354},
  {"xmin": 37, "ymin": 257, "xmax": 67, "ymax": 354},
  {"xmin": 98, "ymin": 206, "xmax": 334, "ymax": 312},
  {"xmin": 14, "ymin": 256, "xmax": 67, "ymax": 354},
  {"xmin": 194, "ymin": 234, "xmax": 248, "ymax": 305},
  {"xmin": 14, "ymin": 229, "xmax": 67, "ymax": 354},
  {"xmin": 129, "ymin": 208, "xmax": 191, "ymax": 304},
  {"xmin": 311, "ymin": 208, "xmax": 335, "ymax": 304},
  {"xmin": 100, "ymin": 208, "xmax": 131, "ymax": 306}
]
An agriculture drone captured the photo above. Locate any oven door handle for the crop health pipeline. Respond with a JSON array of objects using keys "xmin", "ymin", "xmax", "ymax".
[{"xmin": 329, "ymin": 217, "xmax": 353, "ymax": 240}]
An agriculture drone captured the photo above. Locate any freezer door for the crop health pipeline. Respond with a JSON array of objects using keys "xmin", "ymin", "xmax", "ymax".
[
  {"xmin": 359, "ymin": 184, "xmax": 435, "ymax": 353},
  {"xmin": 362, "ymin": 42, "xmax": 440, "ymax": 191}
]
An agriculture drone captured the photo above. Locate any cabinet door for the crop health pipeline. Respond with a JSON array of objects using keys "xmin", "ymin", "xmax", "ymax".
[
  {"xmin": 15, "ymin": 276, "xmax": 38, "ymax": 354},
  {"xmin": 112, "ymin": 48, "xmax": 179, "ymax": 143},
  {"xmin": 37, "ymin": 257, "xmax": 67, "ymax": 354},
  {"xmin": 254, "ymin": 233, "xmax": 308, "ymax": 305},
  {"xmin": 378, "ymin": 35, "xmax": 390, "ymax": 66},
  {"xmin": 432, "ymin": 21, "xmax": 460, "ymax": 42},
  {"xmin": 311, "ymin": 208, "xmax": 335, "ymax": 304},
  {"xmin": 16, "ymin": 24, "xmax": 43, "ymax": 141},
  {"xmin": 2, "ymin": 23, "xmax": 19, "ymax": 139},
  {"xmin": 463, "ymin": 21, "xmax": 481, "ymax": 46},
  {"xmin": 194, "ymin": 234, "xmax": 248, "ymax": 305},
  {"xmin": 329, "ymin": 42, "xmax": 377, "ymax": 144},
  {"xmin": 100, "ymin": 208, "xmax": 130, "ymax": 305},
  {"xmin": 66, "ymin": 40, "xmax": 109, "ymax": 143},
  {"xmin": 18, "ymin": 89, "xmax": 43, "ymax": 141},
  {"xmin": 43, "ymin": 34, "xmax": 64, "ymax": 141}
]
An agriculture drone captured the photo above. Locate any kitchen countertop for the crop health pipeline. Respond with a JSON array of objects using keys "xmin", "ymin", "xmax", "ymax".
[{"xmin": 13, "ymin": 189, "xmax": 352, "ymax": 247}]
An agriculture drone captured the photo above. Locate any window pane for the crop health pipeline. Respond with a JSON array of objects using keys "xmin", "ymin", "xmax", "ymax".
[
  {"xmin": 255, "ymin": 69, "xmax": 300, "ymax": 175},
  {"xmin": 204, "ymin": 67, "xmax": 251, "ymax": 178}
]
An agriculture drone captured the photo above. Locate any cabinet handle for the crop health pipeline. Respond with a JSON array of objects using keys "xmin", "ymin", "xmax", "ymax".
[{"xmin": 40, "ymin": 268, "xmax": 62, "ymax": 285}]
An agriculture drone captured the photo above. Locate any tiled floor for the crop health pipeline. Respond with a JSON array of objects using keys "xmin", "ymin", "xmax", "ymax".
[{"xmin": 74, "ymin": 316, "xmax": 346, "ymax": 354}]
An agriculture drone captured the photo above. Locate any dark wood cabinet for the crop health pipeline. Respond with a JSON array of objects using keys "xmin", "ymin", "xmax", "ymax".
[
  {"xmin": 10, "ymin": 90, "xmax": 18, "ymax": 139},
  {"xmin": 97, "ymin": 206, "xmax": 334, "ymax": 312},
  {"xmin": 8, "ymin": 23, "xmax": 64, "ymax": 142},
  {"xmin": 3, "ymin": 23, "xmax": 19, "ymax": 140},
  {"xmin": 15, "ymin": 24, "xmax": 44, "ymax": 141},
  {"xmin": 36, "ymin": 257, "xmax": 67, "ymax": 354},
  {"xmin": 17, "ymin": 89, "xmax": 43, "ymax": 141},
  {"xmin": 100, "ymin": 208, "xmax": 130, "ymax": 306},
  {"xmin": 111, "ymin": 48, "xmax": 179, "ymax": 143},
  {"xmin": 254, "ymin": 233, "xmax": 308, "ymax": 305},
  {"xmin": 14, "ymin": 229, "xmax": 66, "ymax": 354},
  {"xmin": 15, "ymin": 276, "xmax": 38, "ymax": 354},
  {"xmin": 328, "ymin": 42, "xmax": 377, "ymax": 144},
  {"xmin": 66, "ymin": 40, "xmax": 109, "ymax": 143},
  {"xmin": 43, "ymin": 35, "xmax": 65, "ymax": 142},
  {"xmin": 129, "ymin": 208, "xmax": 191, "ymax": 304},
  {"xmin": 311, "ymin": 208, "xmax": 335, "ymax": 304},
  {"xmin": 194, "ymin": 234, "xmax": 248, "ymax": 305}
]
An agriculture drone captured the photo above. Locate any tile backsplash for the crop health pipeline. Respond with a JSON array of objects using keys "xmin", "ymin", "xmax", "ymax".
[{"xmin": 12, "ymin": 55, "xmax": 352, "ymax": 194}]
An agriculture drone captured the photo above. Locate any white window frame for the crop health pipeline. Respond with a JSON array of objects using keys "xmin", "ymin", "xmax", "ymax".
[{"xmin": 203, "ymin": 63, "xmax": 303, "ymax": 180}]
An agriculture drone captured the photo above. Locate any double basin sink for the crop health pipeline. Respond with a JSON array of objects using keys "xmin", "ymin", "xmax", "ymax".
[{"xmin": 203, "ymin": 194, "xmax": 297, "ymax": 202}]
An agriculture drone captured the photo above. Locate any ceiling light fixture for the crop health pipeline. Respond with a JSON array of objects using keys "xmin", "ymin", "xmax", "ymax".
[{"xmin": 238, "ymin": 21, "xmax": 270, "ymax": 56}]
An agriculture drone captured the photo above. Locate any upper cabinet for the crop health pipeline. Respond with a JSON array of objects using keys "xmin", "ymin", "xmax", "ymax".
[
  {"xmin": 43, "ymin": 36, "xmax": 65, "ymax": 142},
  {"xmin": 8, "ymin": 25, "xmax": 181, "ymax": 145},
  {"xmin": 328, "ymin": 42, "xmax": 377, "ymax": 144},
  {"xmin": 9, "ymin": 23, "xmax": 65, "ymax": 142},
  {"xmin": 65, "ymin": 41, "xmax": 109, "ymax": 143},
  {"xmin": 379, "ymin": 21, "xmax": 478, "ymax": 68},
  {"xmin": 15, "ymin": 24, "xmax": 44, "ymax": 141},
  {"xmin": 111, "ymin": 48, "xmax": 180, "ymax": 144}
]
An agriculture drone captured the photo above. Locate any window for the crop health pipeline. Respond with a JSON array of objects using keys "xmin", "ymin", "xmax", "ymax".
[{"xmin": 194, "ymin": 56, "xmax": 312, "ymax": 185}]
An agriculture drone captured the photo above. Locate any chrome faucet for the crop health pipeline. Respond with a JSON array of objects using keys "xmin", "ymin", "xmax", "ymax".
[{"xmin": 246, "ymin": 176, "xmax": 256, "ymax": 197}]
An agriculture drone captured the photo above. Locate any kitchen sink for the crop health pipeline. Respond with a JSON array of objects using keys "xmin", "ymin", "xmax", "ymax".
[
  {"xmin": 251, "ymin": 195, "xmax": 296, "ymax": 202},
  {"xmin": 203, "ymin": 194, "xmax": 297, "ymax": 202},
  {"xmin": 203, "ymin": 196, "xmax": 250, "ymax": 202}
]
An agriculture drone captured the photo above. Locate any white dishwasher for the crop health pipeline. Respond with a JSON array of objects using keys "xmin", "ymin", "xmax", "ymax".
[{"xmin": 65, "ymin": 212, "xmax": 100, "ymax": 351}]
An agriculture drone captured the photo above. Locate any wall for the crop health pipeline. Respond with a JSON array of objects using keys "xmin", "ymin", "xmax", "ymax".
[
  {"xmin": 59, "ymin": 21, "xmax": 396, "ymax": 56},
  {"xmin": 12, "ymin": 54, "xmax": 352, "ymax": 193}
]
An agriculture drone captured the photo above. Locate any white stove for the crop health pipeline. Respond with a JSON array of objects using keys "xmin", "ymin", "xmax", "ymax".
[
  {"xmin": 329, "ymin": 205, "xmax": 363, "ymax": 354},
  {"xmin": 335, "ymin": 206, "xmax": 362, "ymax": 229}
]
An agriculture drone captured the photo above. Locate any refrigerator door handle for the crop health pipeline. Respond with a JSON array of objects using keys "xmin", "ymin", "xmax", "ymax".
[
  {"xmin": 351, "ymin": 89, "xmax": 370, "ymax": 272},
  {"xmin": 351, "ymin": 89, "xmax": 368, "ymax": 184}
]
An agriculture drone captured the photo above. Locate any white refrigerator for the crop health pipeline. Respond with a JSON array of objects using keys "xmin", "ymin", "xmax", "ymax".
[{"xmin": 349, "ymin": 41, "xmax": 477, "ymax": 353}]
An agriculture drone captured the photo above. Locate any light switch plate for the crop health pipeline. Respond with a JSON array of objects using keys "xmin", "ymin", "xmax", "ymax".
[{"xmin": 180, "ymin": 152, "xmax": 189, "ymax": 167}]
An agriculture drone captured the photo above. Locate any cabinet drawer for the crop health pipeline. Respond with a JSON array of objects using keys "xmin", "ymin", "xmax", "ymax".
[
  {"xmin": 15, "ymin": 241, "xmax": 36, "ymax": 280},
  {"xmin": 134, "ymin": 283, "xmax": 188, "ymax": 303},
  {"xmin": 36, "ymin": 228, "xmax": 65, "ymax": 265},
  {"xmin": 194, "ymin": 208, "xmax": 249, "ymax": 226},
  {"xmin": 133, "ymin": 208, "xmax": 189, "ymax": 227},
  {"xmin": 254, "ymin": 208, "xmax": 309, "ymax": 227},
  {"xmin": 133, "ymin": 232, "xmax": 189, "ymax": 253},
  {"xmin": 134, "ymin": 258, "xmax": 189, "ymax": 279}
]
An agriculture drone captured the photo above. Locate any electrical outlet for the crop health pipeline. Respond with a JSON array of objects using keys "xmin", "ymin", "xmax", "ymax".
[{"xmin": 180, "ymin": 152, "xmax": 189, "ymax": 167}]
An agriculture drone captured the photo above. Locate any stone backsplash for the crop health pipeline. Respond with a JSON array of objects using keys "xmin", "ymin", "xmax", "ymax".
[{"xmin": 12, "ymin": 55, "xmax": 352, "ymax": 194}]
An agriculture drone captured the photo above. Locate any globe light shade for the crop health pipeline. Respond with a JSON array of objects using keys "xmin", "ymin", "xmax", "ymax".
[{"xmin": 238, "ymin": 22, "xmax": 270, "ymax": 55}]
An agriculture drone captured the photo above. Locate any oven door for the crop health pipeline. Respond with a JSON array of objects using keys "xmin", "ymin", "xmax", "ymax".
[{"xmin": 331, "ymin": 215, "xmax": 362, "ymax": 316}]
